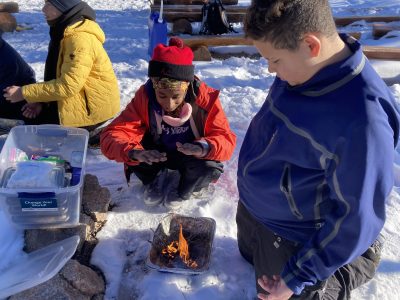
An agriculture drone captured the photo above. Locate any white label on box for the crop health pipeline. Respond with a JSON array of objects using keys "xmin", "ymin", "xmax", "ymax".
[{"xmin": 20, "ymin": 198, "xmax": 58, "ymax": 211}]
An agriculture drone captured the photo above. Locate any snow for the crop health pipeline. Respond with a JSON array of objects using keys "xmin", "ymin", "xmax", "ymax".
[{"xmin": 1, "ymin": 0, "xmax": 400, "ymax": 299}]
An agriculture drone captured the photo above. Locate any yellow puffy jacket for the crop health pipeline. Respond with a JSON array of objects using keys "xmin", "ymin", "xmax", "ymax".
[{"xmin": 22, "ymin": 19, "xmax": 120, "ymax": 127}]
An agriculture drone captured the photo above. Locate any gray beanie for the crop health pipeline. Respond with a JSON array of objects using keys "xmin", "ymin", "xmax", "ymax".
[{"xmin": 48, "ymin": 0, "xmax": 82, "ymax": 13}]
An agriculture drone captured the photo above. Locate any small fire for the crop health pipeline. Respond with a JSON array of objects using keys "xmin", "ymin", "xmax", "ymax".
[{"xmin": 161, "ymin": 224, "xmax": 198, "ymax": 269}]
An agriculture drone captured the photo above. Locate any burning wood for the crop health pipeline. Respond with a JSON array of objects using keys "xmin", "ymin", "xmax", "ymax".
[
  {"xmin": 161, "ymin": 224, "xmax": 198, "ymax": 269},
  {"xmin": 147, "ymin": 214, "xmax": 216, "ymax": 274}
]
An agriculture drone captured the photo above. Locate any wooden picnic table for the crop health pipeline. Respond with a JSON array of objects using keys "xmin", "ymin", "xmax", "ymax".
[
  {"xmin": 372, "ymin": 23, "xmax": 400, "ymax": 38},
  {"xmin": 151, "ymin": 4, "xmax": 400, "ymax": 25},
  {"xmin": 180, "ymin": 34, "xmax": 400, "ymax": 61}
]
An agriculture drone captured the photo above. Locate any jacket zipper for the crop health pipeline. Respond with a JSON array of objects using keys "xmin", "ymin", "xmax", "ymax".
[
  {"xmin": 83, "ymin": 89, "xmax": 90, "ymax": 115},
  {"xmin": 280, "ymin": 163, "xmax": 303, "ymax": 220}
]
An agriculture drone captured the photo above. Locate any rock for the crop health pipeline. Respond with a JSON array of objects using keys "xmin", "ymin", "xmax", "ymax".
[
  {"xmin": 0, "ymin": 12, "xmax": 17, "ymax": 33},
  {"xmin": 0, "ymin": 2, "xmax": 19, "ymax": 13},
  {"xmin": 172, "ymin": 18, "xmax": 193, "ymax": 35},
  {"xmin": 82, "ymin": 174, "xmax": 111, "ymax": 216},
  {"xmin": 24, "ymin": 225, "xmax": 88, "ymax": 253},
  {"xmin": 193, "ymin": 45, "xmax": 212, "ymax": 61},
  {"xmin": 9, "ymin": 274, "xmax": 90, "ymax": 300},
  {"xmin": 60, "ymin": 260, "xmax": 105, "ymax": 296}
]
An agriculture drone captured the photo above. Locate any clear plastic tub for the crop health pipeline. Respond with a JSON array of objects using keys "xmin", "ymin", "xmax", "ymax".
[{"xmin": 0, "ymin": 125, "xmax": 89, "ymax": 229}]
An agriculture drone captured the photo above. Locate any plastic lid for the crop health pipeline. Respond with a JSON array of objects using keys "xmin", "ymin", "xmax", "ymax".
[{"xmin": 0, "ymin": 235, "xmax": 80, "ymax": 298}]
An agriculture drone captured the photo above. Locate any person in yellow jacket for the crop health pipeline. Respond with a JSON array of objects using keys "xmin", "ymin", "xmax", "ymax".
[{"xmin": 3, "ymin": 0, "xmax": 120, "ymax": 135}]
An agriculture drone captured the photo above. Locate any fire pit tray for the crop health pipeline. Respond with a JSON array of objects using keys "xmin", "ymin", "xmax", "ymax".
[{"xmin": 146, "ymin": 214, "xmax": 216, "ymax": 275}]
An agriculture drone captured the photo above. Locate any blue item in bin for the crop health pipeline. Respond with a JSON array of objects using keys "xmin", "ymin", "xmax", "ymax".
[
  {"xmin": 148, "ymin": 0, "xmax": 167, "ymax": 57},
  {"xmin": 70, "ymin": 167, "xmax": 81, "ymax": 186}
]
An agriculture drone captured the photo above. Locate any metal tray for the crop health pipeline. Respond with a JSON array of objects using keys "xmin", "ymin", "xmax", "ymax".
[{"xmin": 146, "ymin": 214, "xmax": 216, "ymax": 275}]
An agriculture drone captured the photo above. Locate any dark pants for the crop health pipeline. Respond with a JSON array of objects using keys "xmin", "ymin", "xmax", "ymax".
[
  {"xmin": 236, "ymin": 201, "xmax": 380, "ymax": 300},
  {"xmin": 125, "ymin": 150, "xmax": 223, "ymax": 199}
]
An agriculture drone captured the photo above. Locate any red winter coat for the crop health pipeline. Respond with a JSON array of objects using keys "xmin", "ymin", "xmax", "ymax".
[{"xmin": 100, "ymin": 80, "xmax": 236, "ymax": 166}]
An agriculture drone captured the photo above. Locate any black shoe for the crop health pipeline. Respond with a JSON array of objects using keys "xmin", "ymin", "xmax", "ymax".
[{"xmin": 143, "ymin": 169, "xmax": 167, "ymax": 206}]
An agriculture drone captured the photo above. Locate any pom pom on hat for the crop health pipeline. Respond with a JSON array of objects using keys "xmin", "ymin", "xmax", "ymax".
[{"xmin": 148, "ymin": 37, "xmax": 195, "ymax": 82}]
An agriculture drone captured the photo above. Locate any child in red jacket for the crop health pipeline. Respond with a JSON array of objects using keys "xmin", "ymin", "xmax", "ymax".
[{"xmin": 100, "ymin": 38, "xmax": 236, "ymax": 209}]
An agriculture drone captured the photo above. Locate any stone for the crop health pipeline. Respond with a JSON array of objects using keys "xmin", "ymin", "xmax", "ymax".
[
  {"xmin": 82, "ymin": 174, "xmax": 111, "ymax": 215},
  {"xmin": 172, "ymin": 18, "xmax": 193, "ymax": 35},
  {"xmin": 60, "ymin": 260, "xmax": 105, "ymax": 296},
  {"xmin": 9, "ymin": 274, "xmax": 90, "ymax": 300},
  {"xmin": 0, "ymin": 12, "xmax": 17, "ymax": 33},
  {"xmin": 192, "ymin": 45, "xmax": 212, "ymax": 61},
  {"xmin": 0, "ymin": 2, "xmax": 19, "ymax": 13},
  {"xmin": 24, "ymin": 225, "xmax": 88, "ymax": 253}
]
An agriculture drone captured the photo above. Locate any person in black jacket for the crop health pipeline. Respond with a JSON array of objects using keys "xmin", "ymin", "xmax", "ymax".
[{"xmin": 0, "ymin": 34, "xmax": 41, "ymax": 126}]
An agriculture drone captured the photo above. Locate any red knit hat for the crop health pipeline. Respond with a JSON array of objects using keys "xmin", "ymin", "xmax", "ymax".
[{"xmin": 148, "ymin": 37, "xmax": 195, "ymax": 82}]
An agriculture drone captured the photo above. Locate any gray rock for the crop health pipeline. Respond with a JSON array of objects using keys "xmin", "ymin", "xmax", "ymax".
[
  {"xmin": 172, "ymin": 18, "xmax": 193, "ymax": 35},
  {"xmin": 193, "ymin": 45, "xmax": 212, "ymax": 61},
  {"xmin": 0, "ymin": 12, "xmax": 16, "ymax": 32},
  {"xmin": 60, "ymin": 260, "xmax": 105, "ymax": 296},
  {"xmin": 9, "ymin": 273, "xmax": 90, "ymax": 300}
]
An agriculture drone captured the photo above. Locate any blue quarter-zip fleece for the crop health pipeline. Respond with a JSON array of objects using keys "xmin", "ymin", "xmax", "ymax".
[{"xmin": 237, "ymin": 35, "xmax": 400, "ymax": 294}]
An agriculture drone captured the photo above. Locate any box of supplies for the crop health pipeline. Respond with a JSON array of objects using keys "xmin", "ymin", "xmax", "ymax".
[{"xmin": 0, "ymin": 125, "xmax": 89, "ymax": 228}]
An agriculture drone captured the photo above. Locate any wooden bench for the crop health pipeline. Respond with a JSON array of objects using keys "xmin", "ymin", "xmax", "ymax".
[
  {"xmin": 0, "ymin": 2, "xmax": 19, "ymax": 13},
  {"xmin": 372, "ymin": 23, "xmax": 400, "ymax": 39},
  {"xmin": 181, "ymin": 34, "xmax": 400, "ymax": 61},
  {"xmin": 151, "ymin": 4, "xmax": 246, "ymax": 23},
  {"xmin": 153, "ymin": 0, "xmax": 238, "ymax": 5},
  {"xmin": 182, "ymin": 32, "xmax": 364, "ymax": 47},
  {"xmin": 151, "ymin": 5, "xmax": 400, "ymax": 25}
]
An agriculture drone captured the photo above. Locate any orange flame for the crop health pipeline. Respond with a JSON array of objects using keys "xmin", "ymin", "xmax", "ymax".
[{"xmin": 161, "ymin": 224, "xmax": 198, "ymax": 269}]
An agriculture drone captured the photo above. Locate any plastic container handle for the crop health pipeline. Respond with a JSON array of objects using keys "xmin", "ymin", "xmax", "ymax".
[
  {"xmin": 159, "ymin": 0, "xmax": 163, "ymax": 23},
  {"xmin": 37, "ymin": 128, "xmax": 68, "ymax": 137}
]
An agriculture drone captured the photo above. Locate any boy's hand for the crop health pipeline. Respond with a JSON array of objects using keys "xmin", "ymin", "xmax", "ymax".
[
  {"xmin": 3, "ymin": 86, "xmax": 24, "ymax": 103},
  {"xmin": 22, "ymin": 103, "xmax": 42, "ymax": 119},
  {"xmin": 176, "ymin": 142, "xmax": 205, "ymax": 157},
  {"xmin": 257, "ymin": 275, "xmax": 293, "ymax": 300},
  {"xmin": 128, "ymin": 149, "xmax": 167, "ymax": 165}
]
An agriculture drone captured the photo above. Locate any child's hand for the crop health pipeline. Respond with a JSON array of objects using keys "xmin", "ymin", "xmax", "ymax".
[
  {"xmin": 22, "ymin": 103, "xmax": 42, "ymax": 119},
  {"xmin": 176, "ymin": 142, "xmax": 205, "ymax": 157},
  {"xmin": 257, "ymin": 275, "xmax": 293, "ymax": 300},
  {"xmin": 3, "ymin": 86, "xmax": 24, "ymax": 103},
  {"xmin": 128, "ymin": 149, "xmax": 167, "ymax": 165}
]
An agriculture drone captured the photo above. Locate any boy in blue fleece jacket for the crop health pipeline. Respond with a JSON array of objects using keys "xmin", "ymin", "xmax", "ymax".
[{"xmin": 236, "ymin": 0, "xmax": 400, "ymax": 299}]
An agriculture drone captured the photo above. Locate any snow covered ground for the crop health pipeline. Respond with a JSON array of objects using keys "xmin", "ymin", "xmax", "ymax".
[{"xmin": 1, "ymin": 0, "xmax": 400, "ymax": 299}]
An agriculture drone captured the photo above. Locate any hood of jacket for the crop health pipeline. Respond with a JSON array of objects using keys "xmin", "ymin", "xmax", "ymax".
[{"xmin": 64, "ymin": 19, "xmax": 105, "ymax": 44}]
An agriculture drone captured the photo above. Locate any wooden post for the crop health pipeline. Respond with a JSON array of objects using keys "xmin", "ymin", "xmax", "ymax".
[
  {"xmin": 334, "ymin": 15, "xmax": 400, "ymax": 26},
  {"xmin": 363, "ymin": 46, "xmax": 400, "ymax": 60},
  {"xmin": 372, "ymin": 23, "xmax": 400, "ymax": 39}
]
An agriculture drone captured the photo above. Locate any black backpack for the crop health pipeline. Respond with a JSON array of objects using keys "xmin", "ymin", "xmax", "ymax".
[{"xmin": 199, "ymin": 0, "xmax": 236, "ymax": 35}]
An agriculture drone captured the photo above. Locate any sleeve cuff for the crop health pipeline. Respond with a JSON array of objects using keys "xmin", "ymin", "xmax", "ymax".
[{"xmin": 194, "ymin": 139, "xmax": 210, "ymax": 158}]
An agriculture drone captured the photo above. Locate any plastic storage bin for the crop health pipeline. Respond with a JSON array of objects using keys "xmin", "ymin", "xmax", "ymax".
[{"xmin": 0, "ymin": 125, "xmax": 89, "ymax": 228}]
